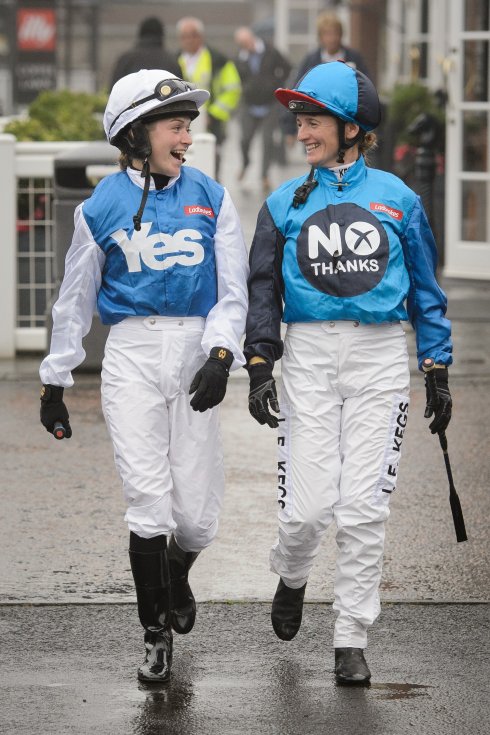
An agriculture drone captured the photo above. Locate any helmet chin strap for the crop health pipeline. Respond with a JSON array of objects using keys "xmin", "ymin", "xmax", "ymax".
[
  {"xmin": 122, "ymin": 120, "xmax": 153, "ymax": 232},
  {"xmin": 336, "ymin": 120, "xmax": 363, "ymax": 164},
  {"xmin": 292, "ymin": 166, "xmax": 318, "ymax": 208},
  {"xmin": 133, "ymin": 159, "xmax": 151, "ymax": 231},
  {"xmin": 336, "ymin": 148, "xmax": 346, "ymax": 164}
]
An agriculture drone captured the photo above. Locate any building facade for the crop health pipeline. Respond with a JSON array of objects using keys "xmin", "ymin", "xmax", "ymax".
[{"xmin": 380, "ymin": 0, "xmax": 489, "ymax": 279}]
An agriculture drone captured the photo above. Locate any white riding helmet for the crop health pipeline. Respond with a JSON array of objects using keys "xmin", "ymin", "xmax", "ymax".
[{"xmin": 103, "ymin": 68, "xmax": 210, "ymax": 144}]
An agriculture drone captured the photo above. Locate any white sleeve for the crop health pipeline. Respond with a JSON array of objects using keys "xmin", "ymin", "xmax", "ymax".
[
  {"xmin": 39, "ymin": 203, "xmax": 106, "ymax": 387},
  {"xmin": 201, "ymin": 188, "xmax": 249, "ymax": 369}
]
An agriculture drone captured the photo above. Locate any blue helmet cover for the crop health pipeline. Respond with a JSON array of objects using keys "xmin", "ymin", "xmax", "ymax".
[{"xmin": 275, "ymin": 61, "xmax": 381, "ymax": 131}]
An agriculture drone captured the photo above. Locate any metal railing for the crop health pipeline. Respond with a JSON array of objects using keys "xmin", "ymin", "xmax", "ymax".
[
  {"xmin": 0, "ymin": 134, "xmax": 216, "ymax": 358},
  {"xmin": 17, "ymin": 174, "xmax": 56, "ymax": 329}
]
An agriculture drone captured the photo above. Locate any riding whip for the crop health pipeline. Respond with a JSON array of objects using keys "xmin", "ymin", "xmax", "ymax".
[{"xmin": 422, "ymin": 358, "xmax": 467, "ymax": 542}]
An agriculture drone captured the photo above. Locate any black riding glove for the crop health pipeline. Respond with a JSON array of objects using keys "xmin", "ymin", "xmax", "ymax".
[
  {"xmin": 248, "ymin": 362, "xmax": 280, "ymax": 428},
  {"xmin": 424, "ymin": 367, "xmax": 452, "ymax": 434},
  {"xmin": 40, "ymin": 384, "xmax": 72, "ymax": 438},
  {"xmin": 189, "ymin": 347, "xmax": 233, "ymax": 412}
]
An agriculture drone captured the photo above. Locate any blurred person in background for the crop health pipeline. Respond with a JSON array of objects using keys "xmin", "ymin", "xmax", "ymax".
[
  {"xmin": 177, "ymin": 16, "xmax": 241, "ymax": 180},
  {"xmin": 281, "ymin": 12, "xmax": 370, "ymax": 144},
  {"xmin": 296, "ymin": 11, "xmax": 369, "ymax": 82},
  {"xmin": 234, "ymin": 26, "xmax": 291, "ymax": 194},
  {"xmin": 110, "ymin": 17, "xmax": 180, "ymax": 87}
]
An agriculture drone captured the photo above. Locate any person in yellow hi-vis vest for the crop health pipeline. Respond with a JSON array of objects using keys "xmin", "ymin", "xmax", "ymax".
[{"xmin": 177, "ymin": 16, "xmax": 241, "ymax": 180}]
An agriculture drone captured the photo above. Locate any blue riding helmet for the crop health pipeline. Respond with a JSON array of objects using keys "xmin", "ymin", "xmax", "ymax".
[{"xmin": 275, "ymin": 60, "xmax": 381, "ymax": 131}]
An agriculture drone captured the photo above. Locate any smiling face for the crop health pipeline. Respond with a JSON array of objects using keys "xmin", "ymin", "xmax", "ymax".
[
  {"xmin": 144, "ymin": 116, "xmax": 193, "ymax": 177},
  {"xmin": 295, "ymin": 112, "xmax": 360, "ymax": 168}
]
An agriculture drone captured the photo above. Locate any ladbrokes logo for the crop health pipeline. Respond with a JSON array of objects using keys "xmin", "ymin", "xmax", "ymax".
[
  {"xmin": 184, "ymin": 205, "xmax": 214, "ymax": 218},
  {"xmin": 297, "ymin": 203, "xmax": 389, "ymax": 296},
  {"xmin": 370, "ymin": 202, "xmax": 403, "ymax": 220}
]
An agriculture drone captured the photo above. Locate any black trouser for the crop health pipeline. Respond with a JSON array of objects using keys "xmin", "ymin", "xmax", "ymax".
[
  {"xmin": 238, "ymin": 105, "xmax": 278, "ymax": 178},
  {"xmin": 208, "ymin": 117, "xmax": 226, "ymax": 181}
]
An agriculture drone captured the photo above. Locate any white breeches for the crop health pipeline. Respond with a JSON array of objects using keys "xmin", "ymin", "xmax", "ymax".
[
  {"xmin": 270, "ymin": 321, "xmax": 410, "ymax": 647},
  {"xmin": 101, "ymin": 316, "xmax": 224, "ymax": 552}
]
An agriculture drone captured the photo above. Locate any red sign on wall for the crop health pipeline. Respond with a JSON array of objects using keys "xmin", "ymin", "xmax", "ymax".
[
  {"xmin": 14, "ymin": 6, "xmax": 57, "ymax": 104},
  {"xmin": 17, "ymin": 8, "xmax": 56, "ymax": 52}
]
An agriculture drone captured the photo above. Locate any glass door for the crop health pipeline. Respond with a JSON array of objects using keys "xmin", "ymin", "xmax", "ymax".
[{"xmin": 445, "ymin": 0, "xmax": 490, "ymax": 277}]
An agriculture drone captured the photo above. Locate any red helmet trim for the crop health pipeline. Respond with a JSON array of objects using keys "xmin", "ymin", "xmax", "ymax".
[{"xmin": 274, "ymin": 88, "xmax": 329, "ymax": 111}]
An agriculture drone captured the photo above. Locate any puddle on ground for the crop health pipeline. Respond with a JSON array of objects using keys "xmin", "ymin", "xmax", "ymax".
[{"xmin": 370, "ymin": 683, "xmax": 431, "ymax": 700}]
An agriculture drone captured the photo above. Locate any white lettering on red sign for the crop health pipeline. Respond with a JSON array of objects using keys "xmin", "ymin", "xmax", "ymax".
[
  {"xmin": 17, "ymin": 10, "xmax": 56, "ymax": 51},
  {"xmin": 184, "ymin": 205, "xmax": 214, "ymax": 218},
  {"xmin": 370, "ymin": 202, "xmax": 403, "ymax": 220}
]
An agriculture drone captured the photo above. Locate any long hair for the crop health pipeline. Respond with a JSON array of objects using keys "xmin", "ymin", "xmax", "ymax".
[
  {"xmin": 118, "ymin": 151, "xmax": 130, "ymax": 170},
  {"xmin": 359, "ymin": 131, "xmax": 377, "ymax": 163}
]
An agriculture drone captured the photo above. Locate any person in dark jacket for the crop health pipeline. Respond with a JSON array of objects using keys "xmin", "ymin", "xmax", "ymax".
[
  {"xmin": 234, "ymin": 27, "xmax": 291, "ymax": 193},
  {"xmin": 281, "ymin": 12, "xmax": 370, "ymax": 140},
  {"xmin": 110, "ymin": 17, "xmax": 181, "ymax": 87},
  {"xmin": 296, "ymin": 11, "xmax": 369, "ymax": 83}
]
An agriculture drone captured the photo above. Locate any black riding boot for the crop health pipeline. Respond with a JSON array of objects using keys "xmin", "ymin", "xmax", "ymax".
[
  {"xmin": 168, "ymin": 536, "xmax": 200, "ymax": 634},
  {"xmin": 129, "ymin": 532, "xmax": 173, "ymax": 682},
  {"xmin": 335, "ymin": 647, "xmax": 371, "ymax": 685},
  {"xmin": 271, "ymin": 578, "xmax": 307, "ymax": 641}
]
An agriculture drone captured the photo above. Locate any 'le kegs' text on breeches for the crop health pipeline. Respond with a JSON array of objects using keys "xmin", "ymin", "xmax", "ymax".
[{"xmin": 270, "ymin": 320, "xmax": 410, "ymax": 648}]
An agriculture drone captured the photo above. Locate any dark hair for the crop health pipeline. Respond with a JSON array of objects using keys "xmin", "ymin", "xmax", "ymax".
[
  {"xmin": 118, "ymin": 151, "xmax": 131, "ymax": 171},
  {"xmin": 138, "ymin": 17, "xmax": 164, "ymax": 41}
]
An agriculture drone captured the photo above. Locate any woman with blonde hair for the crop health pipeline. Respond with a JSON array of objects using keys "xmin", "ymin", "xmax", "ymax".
[{"xmin": 245, "ymin": 61, "xmax": 452, "ymax": 685}]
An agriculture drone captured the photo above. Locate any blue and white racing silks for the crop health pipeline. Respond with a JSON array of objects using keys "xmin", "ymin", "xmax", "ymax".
[
  {"xmin": 40, "ymin": 166, "xmax": 249, "ymax": 387},
  {"xmin": 84, "ymin": 166, "xmax": 224, "ymax": 323},
  {"xmin": 244, "ymin": 155, "xmax": 452, "ymax": 369}
]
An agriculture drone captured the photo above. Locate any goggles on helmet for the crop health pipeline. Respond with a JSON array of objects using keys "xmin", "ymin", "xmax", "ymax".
[
  {"xmin": 288, "ymin": 100, "xmax": 331, "ymax": 114},
  {"xmin": 108, "ymin": 78, "xmax": 197, "ymax": 137}
]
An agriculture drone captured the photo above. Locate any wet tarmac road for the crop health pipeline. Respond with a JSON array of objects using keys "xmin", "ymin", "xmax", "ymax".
[
  {"xmin": 0, "ymin": 368, "xmax": 489, "ymax": 734},
  {"xmin": 1, "ymin": 363, "xmax": 490, "ymax": 605},
  {"xmin": 1, "ymin": 602, "xmax": 489, "ymax": 735},
  {"xmin": 0, "ymin": 373, "xmax": 489, "ymax": 606}
]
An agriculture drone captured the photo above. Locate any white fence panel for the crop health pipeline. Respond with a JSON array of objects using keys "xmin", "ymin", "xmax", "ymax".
[
  {"xmin": 0, "ymin": 134, "xmax": 215, "ymax": 357},
  {"xmin": 0, "ymin": 135, "xmax": 16, "ymax": 358}
]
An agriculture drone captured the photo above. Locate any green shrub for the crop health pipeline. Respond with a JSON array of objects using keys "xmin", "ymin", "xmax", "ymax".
[
  {"xmin": 4, "ymin": 89, "xmax": 107, "ymax": 141},
  {"xmin": 387, "ymin": 83, "xmax": 445, "ymax": 145}
]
